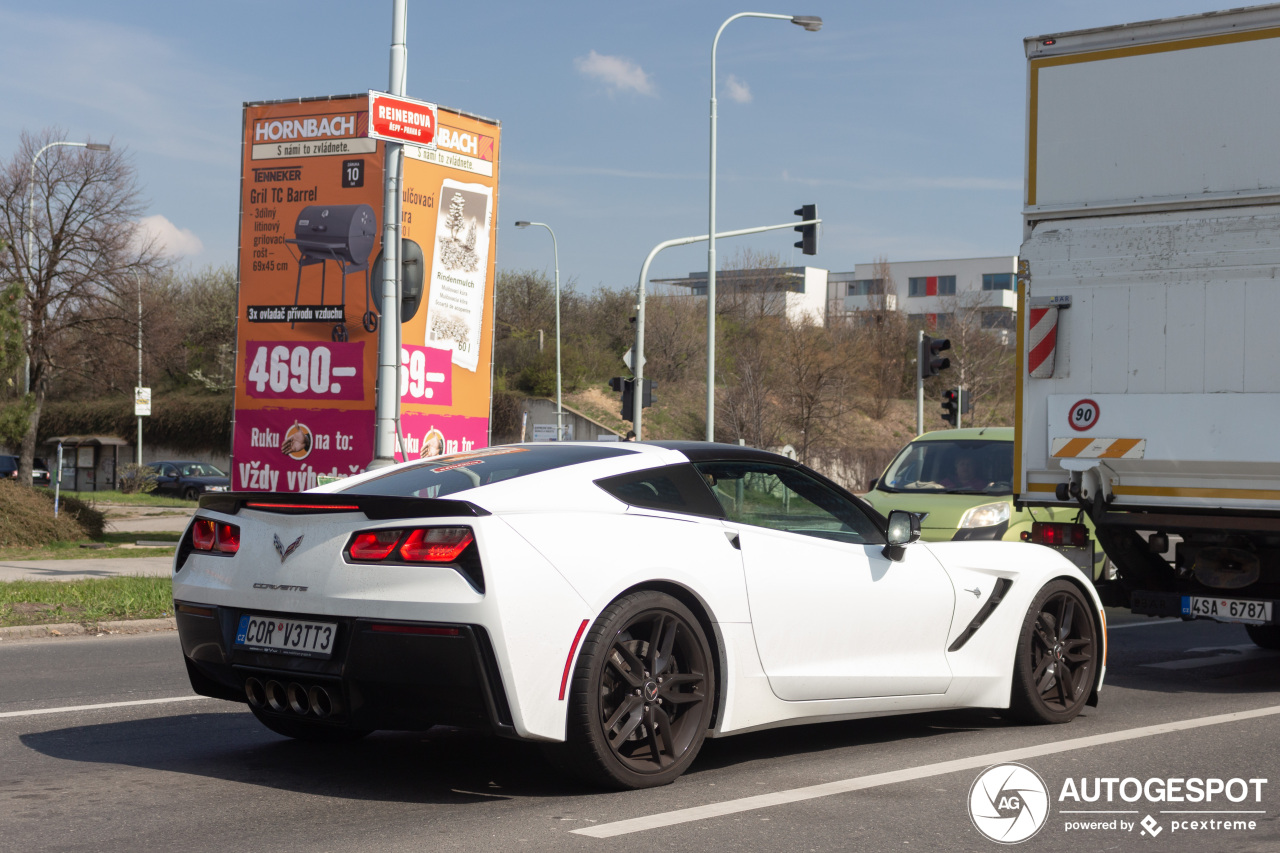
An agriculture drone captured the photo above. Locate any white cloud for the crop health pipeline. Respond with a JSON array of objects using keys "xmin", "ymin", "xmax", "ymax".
[
  {"xmin": 574, "ymin": 50, "xmax": 656, "ymax": 96},
  {"xmin": 724, "ymin": 75, "xmax": 752, "ymax": 104},
  {"xmin": 135, "ymin": 215, "xmax": 204, "ymax": 259}
]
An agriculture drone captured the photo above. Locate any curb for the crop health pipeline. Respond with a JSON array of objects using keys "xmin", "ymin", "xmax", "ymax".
[{"xmin": 0, "ymin": 617, "xmax": 176, "ymax": 641}]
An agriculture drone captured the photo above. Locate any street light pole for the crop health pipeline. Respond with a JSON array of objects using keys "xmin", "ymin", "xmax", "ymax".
[
  {"xmin": 514, "ymin": 221, "xmax": 562, "ymax": 440},
  {"xmin": 706, "ymin": 12, "xmax": 821, "ymax": 442},
  {"xmin": 24, "ymin": 140, "xmax": 110, "ymax": 395},
  {"xmin": 135, "ymin": 271, "xmax": 143, "ymax": 467}
]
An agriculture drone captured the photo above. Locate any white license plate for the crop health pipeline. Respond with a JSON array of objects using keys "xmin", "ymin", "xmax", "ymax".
[
  {"xmin": 1183, "ymin": 596, "xmax": 1272, "ymax": 625},
  {"xmin": 235, "ymin": 614, "xmax": 336, "ymax": 658}
]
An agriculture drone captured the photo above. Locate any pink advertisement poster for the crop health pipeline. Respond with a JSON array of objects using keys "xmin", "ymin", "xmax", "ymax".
[
  {"xmin": 395, "ymin": 412, "xmax": 489, "ymax": 462},
  {"xmin": 233, "ymin": 408, "xmax": 375, "ymax": 491}
]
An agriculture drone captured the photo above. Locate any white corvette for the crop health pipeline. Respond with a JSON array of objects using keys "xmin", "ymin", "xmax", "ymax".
[{"xmin": 174, "ymin": 442, "xmax": 1106, "ymax": 788}]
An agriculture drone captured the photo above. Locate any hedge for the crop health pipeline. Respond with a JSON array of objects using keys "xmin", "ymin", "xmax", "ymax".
[{"xmin": 38, "ymin": 393, "xmax": 233, "ymax": 453}]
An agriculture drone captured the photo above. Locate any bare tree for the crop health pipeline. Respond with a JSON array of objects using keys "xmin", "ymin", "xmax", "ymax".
[
  {"xmin": 642, "ymin": 286, "xmax": 704, "ymax": 384},
  {"xmin": 0, "ymin": 129, "xmax": 165, "ymax": 482},
  {"xmin": 841, "ymin": 256, "xmax": 910, "ymax": 420},
  {"xmin": 775, "ymin": 317, "xmax": 851, "ymax": 463}
]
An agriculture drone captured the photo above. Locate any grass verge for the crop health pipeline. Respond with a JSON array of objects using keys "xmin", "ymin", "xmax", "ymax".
[
  {"xmin": 0, "ymin": 531, "xmax": 180, "ymax": 562},
  {"xmin": 52, "ymin": 489, "xmax": 196, "ymax": 508},
  {"xmin": 0, "ymin": 576, "xmax": 173, "ymax": 627}
]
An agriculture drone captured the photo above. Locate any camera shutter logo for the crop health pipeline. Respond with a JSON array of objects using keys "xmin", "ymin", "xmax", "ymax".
[{"xmin": 968, "ymin": 763, "xmax": 1050, "ymax": 844}]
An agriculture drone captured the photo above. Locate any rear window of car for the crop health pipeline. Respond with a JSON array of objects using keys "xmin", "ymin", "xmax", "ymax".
[
  {"xmin": 338, "ymin": 445, "xmax": 635, "ymax": 498},
  {"xmin": 595, "ymin": 463, "xmax": 726, "ymax": 518}
]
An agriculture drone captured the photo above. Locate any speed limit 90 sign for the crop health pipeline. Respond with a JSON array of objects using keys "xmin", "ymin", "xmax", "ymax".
[{"xmin": 1068, "ymin": 398, "xmax": 1099, "ymax": 432}]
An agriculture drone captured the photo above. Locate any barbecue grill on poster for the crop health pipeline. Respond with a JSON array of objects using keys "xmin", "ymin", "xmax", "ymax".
[{"xmin": 233, "ymin": 93, "xmax": 501, "ymax": 490}]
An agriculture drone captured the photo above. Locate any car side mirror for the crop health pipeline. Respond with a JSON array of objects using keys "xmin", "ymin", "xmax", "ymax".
[{"xmin": 882, "ymin": 510, "xmax": 922, "ymax": 562}]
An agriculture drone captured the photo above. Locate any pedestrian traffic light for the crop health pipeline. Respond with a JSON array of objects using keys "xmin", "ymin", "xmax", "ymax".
[
  {"xmin": 959, "ymin": 388, "xmax": 973, "ymax": 415},
  {"xmin": 920, "ymin": 335, "xmax": 951, "ymax": 379},
  {"xmin": 941, "ymin": 389, "xmax": 959, "ymax": 426},
  {"xmin": 793, "ymin": 204, "xmax": 818, "ymax": 256}
]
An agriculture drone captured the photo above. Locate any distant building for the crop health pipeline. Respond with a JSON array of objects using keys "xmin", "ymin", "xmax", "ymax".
[
  {"xmin": 650, "ymin": 266, "xmax": 830, "ymax": 324},
  {"xmin": 650, "ymin": 257, "xmax": 1018, "ymax": 333},
  {"xmin": 828, "ymin": 256, "xmax": 1018, "ymax": 331}
]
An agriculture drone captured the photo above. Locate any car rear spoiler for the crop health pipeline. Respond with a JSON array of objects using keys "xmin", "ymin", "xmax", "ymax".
[{"xmin": 197, "ymin": 492, "xmax": 489, "ymax": 520}]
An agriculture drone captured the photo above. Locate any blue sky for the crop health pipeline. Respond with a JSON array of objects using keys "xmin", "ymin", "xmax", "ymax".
[{"xmin": 0, "ymin": 0, "xmax": 1219, "ymax": 291}]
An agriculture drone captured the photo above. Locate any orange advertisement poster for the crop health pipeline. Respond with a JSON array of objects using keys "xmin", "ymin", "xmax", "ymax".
[
  {"xmin": 393, "ymin": 107, "xmax": 501, "ymax": 462},
  {"xmin": 232, "ymin": 95, "xmax": 500, "ymax": 490}
]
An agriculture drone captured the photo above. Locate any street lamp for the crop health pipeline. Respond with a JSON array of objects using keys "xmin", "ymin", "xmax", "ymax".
[
  {"xmin": 23, "ymin": 140, "xmax": 111, "ymax": 394},
  {"xmin": 706, "ymin": 12, "xmax": 820, "ymax": 441},
  {"xmin": 514, "ymin": 220, "xmax": 563, "ymax": 441}
]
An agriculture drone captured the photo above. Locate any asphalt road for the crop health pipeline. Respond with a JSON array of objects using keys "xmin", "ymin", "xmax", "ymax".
[{"xmin": 2, "ymin": 620, "xmax": 1279, "ymax": 852}]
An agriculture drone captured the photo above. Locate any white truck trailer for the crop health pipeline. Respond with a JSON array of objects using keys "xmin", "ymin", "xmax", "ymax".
[{"xmin": 1016, "ymin": 5, "xmax": 1280, "ymax": 645}]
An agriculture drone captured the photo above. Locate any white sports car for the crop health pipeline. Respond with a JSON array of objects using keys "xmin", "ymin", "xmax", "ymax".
[{"xmin": 174, "ymin": 442, "xmax": 1106, "ymax": 788}]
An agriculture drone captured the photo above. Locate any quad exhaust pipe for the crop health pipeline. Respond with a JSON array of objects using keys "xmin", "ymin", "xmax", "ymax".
[{"xmin": 244, "ymin": 677, "xmax": 341, "ymax": 718}]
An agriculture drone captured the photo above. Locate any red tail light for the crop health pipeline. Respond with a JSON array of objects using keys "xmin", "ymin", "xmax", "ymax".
[
  {"xmin": 192, "ymin": 519, "xmax": 217, "ymax": 550},
  {"xmin": 216, "ymin": 523, "xmax": 240, "ymax": 554},
  {"xmin": 192, "ymin": 518, "xmax": 240, "ymax": 554},
  {"xmin": 349, "ymin": 529, "xmax": 404, "ymax": 560},
  {"xmin": 1030, "ymin": 521, "xmax": 1089, "ymax": 548},
  {"xmin": 399, "ymin": 527, "xmax": 474, "ymax": 562}
]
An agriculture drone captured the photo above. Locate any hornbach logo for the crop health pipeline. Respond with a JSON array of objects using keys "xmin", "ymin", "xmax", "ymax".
[{"xmin": 253, "ymin": 114, "xmax": 360, "ymax": 143}]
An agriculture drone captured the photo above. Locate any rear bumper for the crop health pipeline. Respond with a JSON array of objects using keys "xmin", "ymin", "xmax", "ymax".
[{"xmin": 176, "ymin": 601, "xmax": 516, "ymax": 736}]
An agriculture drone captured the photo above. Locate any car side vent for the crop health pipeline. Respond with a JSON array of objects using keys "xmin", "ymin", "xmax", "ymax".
[{"xmin": 948, "ymin": 577, "xmax": 1014, "ymax": 653}]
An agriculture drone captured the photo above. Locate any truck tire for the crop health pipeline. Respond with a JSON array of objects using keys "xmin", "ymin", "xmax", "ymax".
[{"xmin": 1245, "ymin": 624, "xmax": 1280, "ymax": 650}]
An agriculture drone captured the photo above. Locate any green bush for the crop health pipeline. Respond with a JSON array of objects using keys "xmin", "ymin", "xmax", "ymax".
[{"xmin": 118, "ymin": 464, "xmax": 158, "ymax": 495}]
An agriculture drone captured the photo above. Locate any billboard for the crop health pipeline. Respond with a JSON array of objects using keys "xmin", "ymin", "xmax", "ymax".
[{"xmin": 232, "ymin": 94, "xmax": 501, "ymax": 490}]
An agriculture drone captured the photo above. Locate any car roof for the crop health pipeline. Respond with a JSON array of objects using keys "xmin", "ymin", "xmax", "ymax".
[
  {"xmin": 911, "ymin": 427, "xmax": 1012, "ymax": 443},
  {"xmin": 646, "ymin": 440, "xmax": 801, "ymax": 466}
]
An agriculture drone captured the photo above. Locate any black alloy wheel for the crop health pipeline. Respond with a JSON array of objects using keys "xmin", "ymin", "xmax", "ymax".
[
  {"xmin": 558, "ymin": 591, "xmax": 714, "ymax": 789},
  {"xmin": 182, "ymin": 486, "xmax": 200, "ymax": 501},
  {"xmin": 1009, "ymin": 580, "xmax": 1097, "ymax": 724}
]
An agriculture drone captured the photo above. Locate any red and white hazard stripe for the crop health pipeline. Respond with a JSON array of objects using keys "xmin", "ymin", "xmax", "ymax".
[{"xmin": 1028, "ymin": 306, "xmax": 1058, "ymax": 378}]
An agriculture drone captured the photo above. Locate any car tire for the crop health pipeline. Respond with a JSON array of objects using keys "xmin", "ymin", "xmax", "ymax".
[
  {"xmin": 1008, "ymin": 579, "xmax": 1098, "ymax": 724},
  {"xmin": 556, "ymin": 591, "xmax": 715, "ymax": 789},
  {"xmin": 1244, "ymin": 623, "xmax": 1280, "ymax": 650},
  {"xmin": 182, "ymin": 486, "xmax": 200, "ymax": 501},
  {"xmin": 249, "ymin": 705, "xmax": 372, "ymax": 743}
]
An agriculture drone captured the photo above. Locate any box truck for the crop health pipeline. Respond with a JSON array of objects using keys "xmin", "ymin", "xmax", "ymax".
[{"xmin": 1016, "ymin": 5, "xmax": 1280, "ymax": 646}]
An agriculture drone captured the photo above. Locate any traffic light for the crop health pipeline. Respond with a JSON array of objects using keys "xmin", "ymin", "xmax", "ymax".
[
  {"xmin": 941, "ymin": 389, "xmax": 959, "ymax": 426},
  {"xmin": 641, "ymin": 379, "xmax": 657, "ymax": 409},
  {"xmin": 610, "ymin": 377, "xmax": 636, "ymax": 421},
  {"xmin": 919, "ymin": 334, "xmax": 951, "ymax": 379},
  {"xmin": 793, "ymin": 204, "xmax": 818, "ymax": 256},
  {"xmin": 959, "ymin": 388, "xmax": 973, "ymax": 415}
]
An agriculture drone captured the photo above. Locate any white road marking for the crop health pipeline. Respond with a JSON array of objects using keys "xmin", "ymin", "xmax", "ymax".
[
  {"xmin": 0, "ymin": 695, "xmax": 209, "ymax": 719},
  {"xmin": 1107, "ymin": 620, "xmax": 1178, "ymax": 630},
  {"xmin": 573, "ymin": 704, "xmax": 1280, "ymax": 838},
  {"xmin": 1143, "ymin": 644, "xmax": 1279, "ymax": 670}
]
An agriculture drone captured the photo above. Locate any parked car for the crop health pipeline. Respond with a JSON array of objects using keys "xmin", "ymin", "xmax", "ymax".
[
  {"xmin": 151, "ymin": 461, "xmax": 230, "ymax": 500},
  {"xmin": 862, "ymin": 427, "xmax": 1108, "ymax": 578},
  {"xmin": 174, "ymin": 441, "xmax": 1106, "ymax": 789},
  {"xmin": 0, "ymin": 455, "xmax": 52, "ymax": 486}
]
